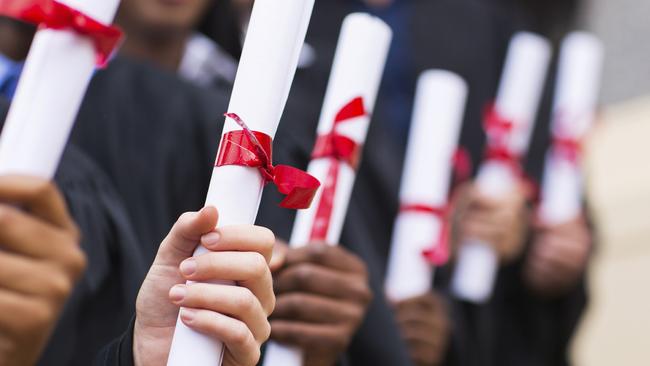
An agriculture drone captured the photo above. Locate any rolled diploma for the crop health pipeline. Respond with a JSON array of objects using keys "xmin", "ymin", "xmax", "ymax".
[
  {"xmin": 166, "ymin": 0, "xmax": 315, "ymax": 365},
  {"xmin": 0, "ymin": 0, "xmax": 121, "ymax": 178},
  {"xmin": 384, "ymin": 70, "xmax": 467, "ymax": 302},
  {"xmin": 451, "ymin": 32, "xmax": 551, "ymax": 303},
  {"xmin": 538, "ymin": 32, "xmax": 603, "ymax": 225},
  {"xmin": 262, "ymin": 13, "xmax": 392, "ymax": 366}
]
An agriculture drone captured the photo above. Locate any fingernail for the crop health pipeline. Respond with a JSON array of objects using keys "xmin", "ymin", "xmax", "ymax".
[
  {"xmin": 180, "ymin": 259, "xmax": 197, "ymax": 276},
  {"xmin": 180, "ymin": 308, "xmax": 196, "ymax": 323},
  {"xmin": 169, "ymin": 285, "xmax": 187, "ymax": 303},
  {"xmin": 202, "ymin": 232, "xmax": 221, "ymax": 247}
]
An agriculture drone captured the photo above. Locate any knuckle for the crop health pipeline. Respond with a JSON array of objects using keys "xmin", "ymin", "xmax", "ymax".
[
  {"xmin": 356, "ymin": 281, "xmax": 373, "ymax": 305},
  {"xmin": 67, "ymin": 223, "xmax": 82, "ymax": 244},
  {"xmin": 259, "ymin": 319, "xmax": 271, "ymax": 342},
  {"xmin": 176, "ymin": 212, "xmax": 195, "ymax": 226},
  {"xmin": 282, "ymin": 294, "xmax": 303, "ymax": 318},
  {"xmin": 32, "ymin": 181, "xmax": 55, "ymax": 200},
  {"xmin": 25, "ymin": 303, "xmax": 55, "ymax": 332},
  {"xmin": 249, "ymin": 346, "xmax": 262, "ymax": 365},
  {"xmin": 258, "ymin": 227, "xmax": 276, "ymax": 249},
  {"xmin": 306, "ymin": 243, "xmax": 327, "ymax": 262},
  {"xmin": 65, "ymin": 246, "xmax": 87, "ymax": 279},
  {"xmin": 292, "ymin": 264, "xmax": 313, "ymax": 288},
  {"xmin": 248, "ymin": 253, "xmax": 269, "ymax": 278},
  {"xmin": 235, "ymin": 288, "xmax": 258, "ymax": 314},
  {"xmin": 47, "ymin": 273, "xmax": 74, "ymax": 300},
  {"xmin": 331, "ymin": 328, "xmax": 350, "ymax": 351},
  {"xmin": 0, "ymin": 207, "xmax": 16, "ymax": 227},
  {"xmin": 229, "ymin": 322, "xmax": 251, "ymax": 347},
  {"xmin": 265, "ymin": 290, "xmax": 276, "ymax": 316}
]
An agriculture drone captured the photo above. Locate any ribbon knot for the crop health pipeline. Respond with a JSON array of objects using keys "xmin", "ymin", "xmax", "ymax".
[
  {"xmin": 400, "ymin": 204, "xmax": 451, "ymax": 266},
  {"xmin": 551, "ymin": 135, "xmax": 582, "ymax": 163},
  {"xmin": 483, "ymin": 102, "xmax": 522, "ymax": 174},
  {"xmin": 216, "ymin": 113, "xmax": 320, "ymax": 210},
  {"xmin": 0, "ymin": 0, "xmax": 123, "ymax": 67},
  {"xmin": 309, "ymin": 97, "xmax": 367, "ymax": 241}
]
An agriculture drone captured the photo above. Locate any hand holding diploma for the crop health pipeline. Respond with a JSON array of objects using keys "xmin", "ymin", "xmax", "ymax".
[
  {"xmin": 166, "ymin": 0, "xmax": 317, "ymax": 364},
  {"xmin": 0, "ymin": 176, "xmax": 86, "ymax": 366},
  {"xmin": 133, "ymin": 207, "xmax": 275, "ymax": 366},
  {"xmin": 451, "ymin": 32, "xmax": 551, "ymax": 303},
  {"xmin": 267, "ymin": 241, "xmax": 372, "ymax": 366},
  {"xmin": 525, "ymin": 32, "xmax": 603, "ymax": 296},
  {"xmin": 393, "ymin": 293, "xmax": 451, "ymax": 366},
  {"xmin": 383, "ymin": 70, "xmax": 465, "ymax": 366}
]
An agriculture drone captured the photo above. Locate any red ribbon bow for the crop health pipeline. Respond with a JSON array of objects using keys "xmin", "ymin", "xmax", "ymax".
[
  {"xmin": 483, "ymin": 102, "xmax": 522, "ymax": 174},
  {"xmin": 0, "ymin": 0, "xmax": 123, "ymax": 67},
  {"xmin": 551, "ymin": 135, "xmax": 582, "ymax": 163},
  {"xmin": 309, "ymin": 97, "xmax": 367, "ymax": 241},
  {"xmin": 400, "ymin": 204, "xmax": 451, "ymax": 266},
  {"xmin": 216, "ymin": 113, "xmax": 320, "ymax": 210}
]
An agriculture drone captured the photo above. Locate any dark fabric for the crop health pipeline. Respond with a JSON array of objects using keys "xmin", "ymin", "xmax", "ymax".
[
  {"xmin": 67, "ymin": 56, "xmax": 231, "ymax": 365},
  {"xmin": 70, "ymin": 56, "xmax": 228, "ymax": 266},
  {"xmin": 0, "ymin": 98, "xmax": 146, "ymax": 366},
  {"xmin": 93, "ymin": 318, "xmax": 136, "ymax": 366}
]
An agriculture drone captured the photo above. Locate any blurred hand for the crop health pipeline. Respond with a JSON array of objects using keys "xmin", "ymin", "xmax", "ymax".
[
  {"xmin": 524, "ymin": 216, "xmax": 592, "ymax": 296},
  {"xmin": 270, "ymin": 242, "xmax": 372, "ymax": 366},
  {"xmin": 133, "ymin": 207, "xmax": 275, "ymax": 366},
  {"xmin": 453, "ymin": 182, "xmax": 530, "ymax": 263},
  {"xmin": 394, "ymin": 293, "xmax": 450, "ymax": 366},
  {"xmin": 0, "ymin": 176, "xmax": 86, "ymax": 366}
]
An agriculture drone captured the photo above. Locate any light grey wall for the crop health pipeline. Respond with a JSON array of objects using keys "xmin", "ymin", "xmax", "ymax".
[{"xmin": 582, "ymin": 0, "xmax": 650, "ymax": 104}]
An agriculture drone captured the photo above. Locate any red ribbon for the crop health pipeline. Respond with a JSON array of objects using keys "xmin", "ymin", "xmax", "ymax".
[
  {"xmin": 451, "ymin": 147, "xmax": 473, "ymax": 187},
  {"xmin": 309, "ymin": 97, "xmax": 367, "ymax": 241},
  {"xmin": 551, "ymin": 135, "xmax": 582, "ymax": 163},
  {"xmin": 217, "ymin": 113, "xmax": 320, "ymax": 210},
  {"xmin": 400, "ymin": 204, "xmax": 450, "ymax": 266},
  {"xmin": 0, "ymin": 0, "xmax": 123, "ymax": 67},
  {"xmin": 483, "ymin": 102, "xmax": 523, "ymax": 175}
]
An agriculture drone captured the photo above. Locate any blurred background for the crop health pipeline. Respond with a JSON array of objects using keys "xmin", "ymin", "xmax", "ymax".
[{"xmin": 571, "ymin": 0, "xmax": 650, "ymax": 364}]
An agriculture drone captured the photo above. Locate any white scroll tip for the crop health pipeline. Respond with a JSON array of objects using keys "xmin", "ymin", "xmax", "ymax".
[
  {"xmin": 562, "ymin": 31, "xmax": 604, "ymax": 54},
  {"xmin": 451, "ymin": 241, "xmax": 499, "ymax": 303},
  {"xmin": 58, "ymin": 0, "xmax": 121, "ymax": 24},
  {"xmin": 418, "ymin": 70, "xmax": 468, "ymax": 99},
  {"xmin": 343, "ymin": 12, "xmax": 393, "ymax": 39}
]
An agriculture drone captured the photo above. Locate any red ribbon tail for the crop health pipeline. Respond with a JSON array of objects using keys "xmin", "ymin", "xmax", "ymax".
[
  {"xmin": 273, "ymin": 165, "xmax": 320, "ymax": 209},
  {"xmin": 421, "ymin": 222, "xmax": 451, "ymax": 266}
]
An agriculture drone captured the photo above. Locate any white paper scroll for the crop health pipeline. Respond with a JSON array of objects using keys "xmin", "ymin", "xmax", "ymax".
[
  {"xmin": 166, "ymin": 0, "xmax": 315, "ymax": 365},
  {"xmin": 451, "ymin": 32, "xmax": 551, "ymax": 303},
  {"xmin": 384, "ymin": 70, "xmax": 467, "ymax": 302},
  {"xmin": 262, "ymin": 13, "xmax": 392, "ymax": 366},
  {"xmin": 0, "ymin": 0, "xmax": 121, "ymax": 178},
  {"xmin": 538, "ymin": 32, "xmax": 603, "ymax": 225}
]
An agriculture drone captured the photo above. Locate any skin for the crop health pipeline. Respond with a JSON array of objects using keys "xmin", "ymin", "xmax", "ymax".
[
  {"xmin": 524, "ymin": 216, "xmax": 592, "ymax": 297},
  {"xmin": 116, "ymin": 0, "xmax": 213, "ymax": 71},
  {"xmin": 0, "ymin": 18, "xmax": 35, "ymax": 61},
  {"xmin": 133, "ymin": 206, "xmax": 275, "ymax": 366},
  {"xmin": 452, "ymin": 182, "xmax": 531, "ymax": 263},
  {"xmin": 394, "ymin": 293, "xmax": 450, "ymax": 366},
  {"xmin": 269, "ymin": 241, "xmax": 372, "ymax": 366},
  {"xmin": 0, "ymin": 176, "xmax": 86, "ymax": 366}
]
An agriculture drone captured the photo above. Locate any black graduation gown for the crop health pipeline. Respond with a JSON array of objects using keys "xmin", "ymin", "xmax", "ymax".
[
  {"xmin": 70, "ymin": 56, "xmax": 227, "ymax": 266},
  {"xmin": 65, "ymin": 56, "xmax": 231, "ymax": 365},
  {"xmin": 0, "ymin": 98, "xmax": 147, "ymax": 366}
]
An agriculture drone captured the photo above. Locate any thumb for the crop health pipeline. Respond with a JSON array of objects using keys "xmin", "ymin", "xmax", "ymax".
[{"xmin": 155, "ymin": 206, "xmax": 219, "ymax": 266}]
